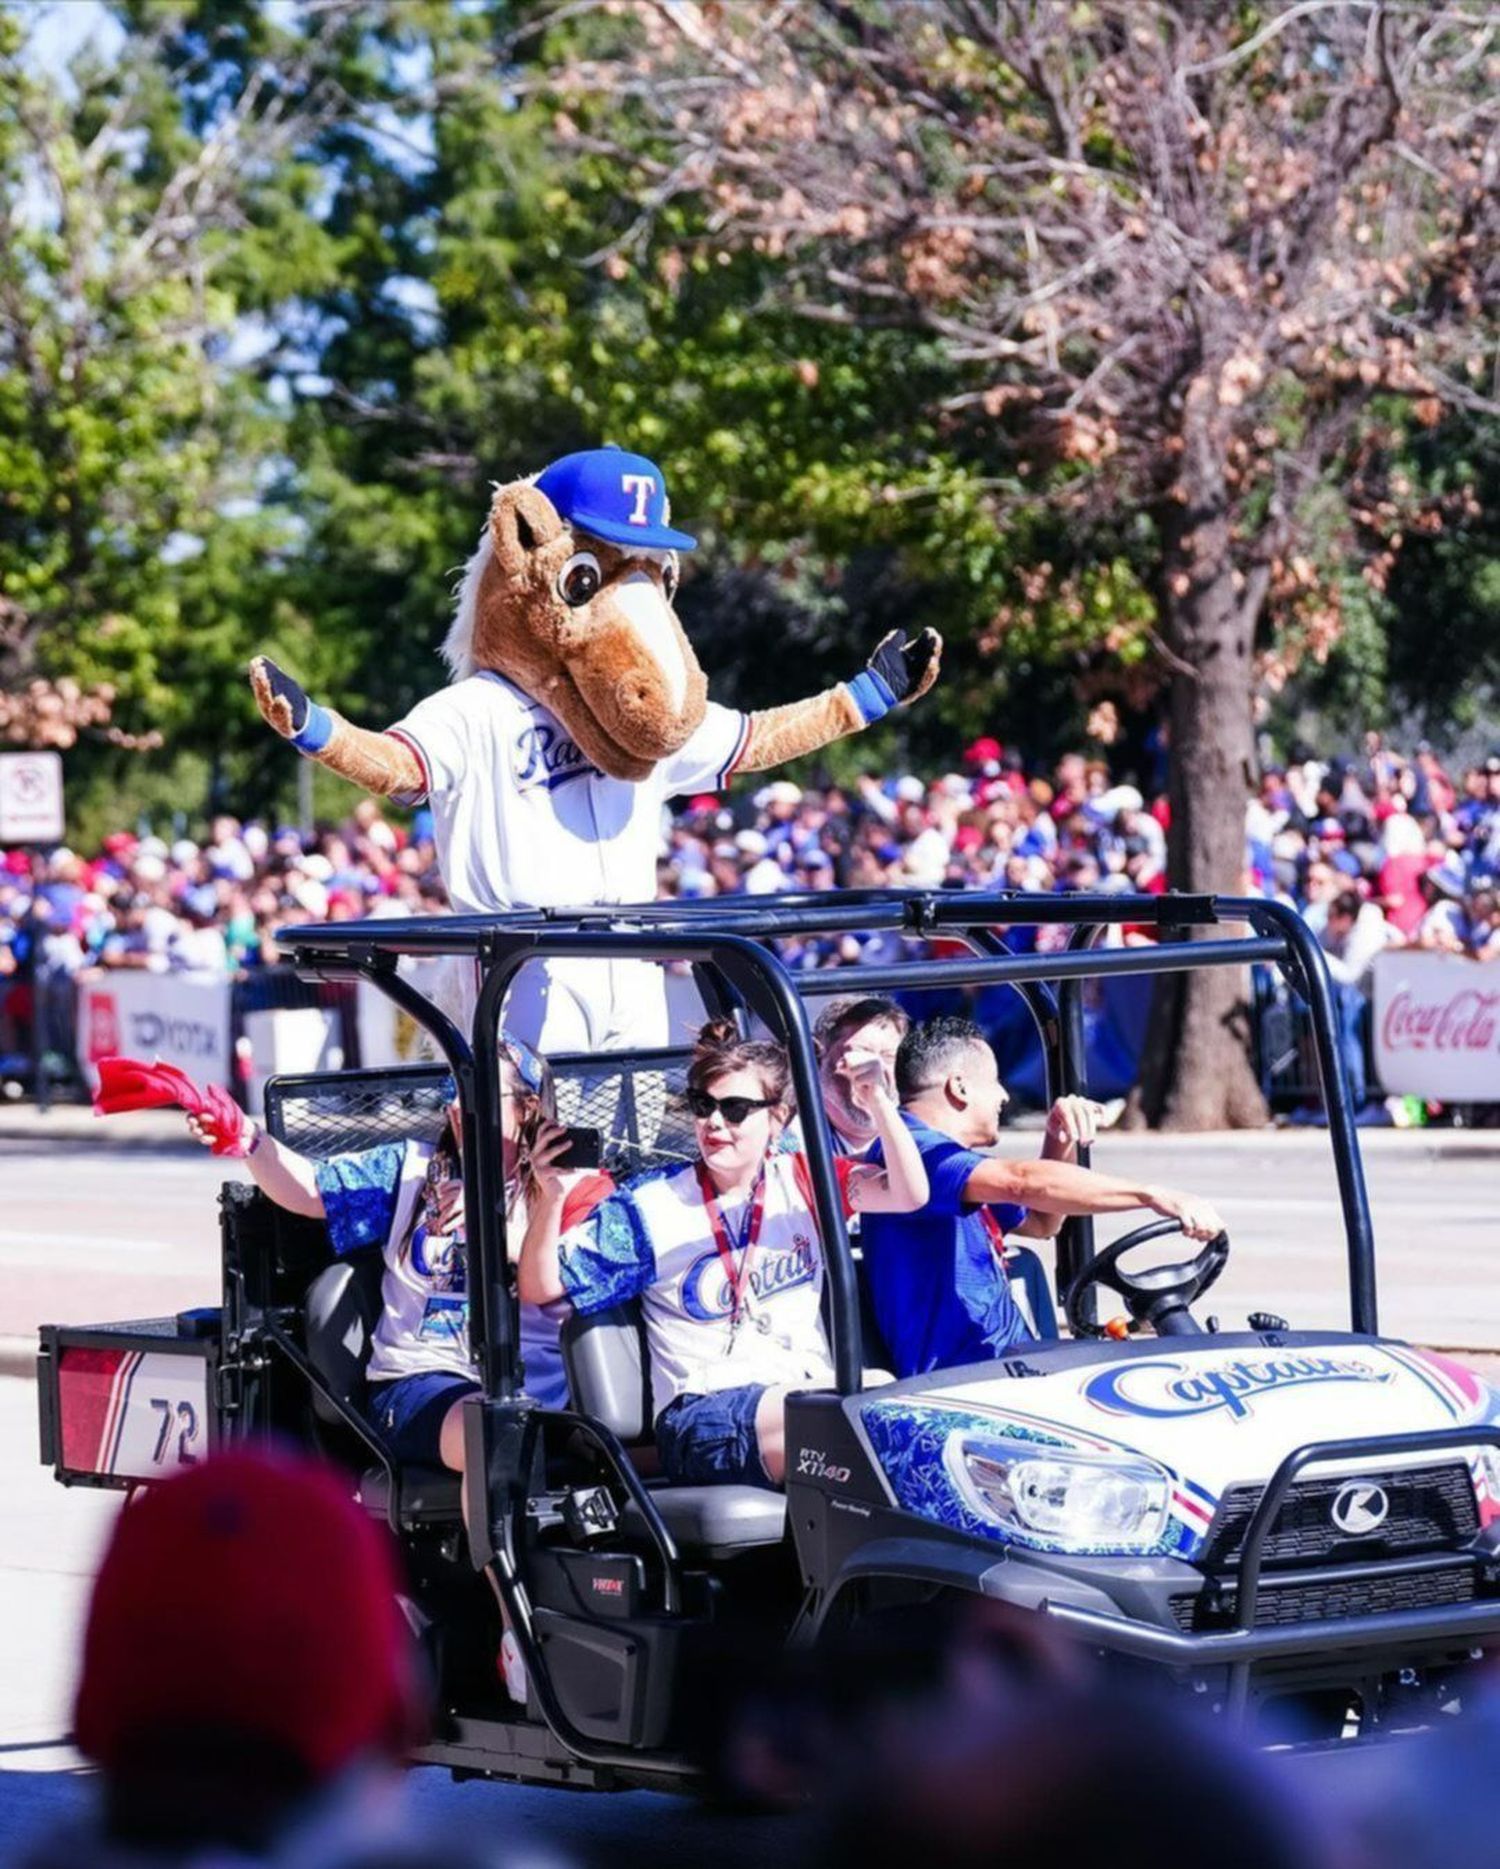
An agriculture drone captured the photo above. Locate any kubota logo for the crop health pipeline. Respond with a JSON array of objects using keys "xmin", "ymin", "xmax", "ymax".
[{"xmin": 1330, "ymin": 1481, "xmax": 1389, "ymax": 1537}]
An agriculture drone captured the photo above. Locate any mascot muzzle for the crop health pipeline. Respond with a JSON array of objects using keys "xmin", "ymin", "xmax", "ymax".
[{"xmin": 557, "ymin": 571, "xmax": 708, "ymax": 770}]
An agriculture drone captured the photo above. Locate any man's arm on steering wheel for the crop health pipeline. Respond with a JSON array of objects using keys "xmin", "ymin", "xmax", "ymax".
[
  {"xmin": 963, "ymin": 1156, "xmax": 1224, "ymax": 1242},
  {"xmin": 1012, "ymin": 1094, "xmax": 1097, "ymax": 1238}
]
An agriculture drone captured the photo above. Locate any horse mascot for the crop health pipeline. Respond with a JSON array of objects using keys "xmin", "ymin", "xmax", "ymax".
[{"xmin": 249, "ymin": 448, "xmax": 940, "ymax": 1050}]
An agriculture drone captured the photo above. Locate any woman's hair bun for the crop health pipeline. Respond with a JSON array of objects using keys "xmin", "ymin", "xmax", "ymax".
[
  {"xmin": 695, "ymin": 1017, "xmax": 741, "ymax": 1052},
  {"xmin": 686, "ymin": 1017, "xmax": 793, "ymax": 1109}
]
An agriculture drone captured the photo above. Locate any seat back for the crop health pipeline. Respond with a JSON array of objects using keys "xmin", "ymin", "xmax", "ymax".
[
  {"xmin": 265, "ymin": 1053, "xmax": 700, "ymax": 1185},
  {"xmin": 303, "ymin": 1253, "xmax": 383, "ymax": 1427},
  {"xmin": 560, "ymin": 1304, "xmax": 653, "ymax": 1444}
]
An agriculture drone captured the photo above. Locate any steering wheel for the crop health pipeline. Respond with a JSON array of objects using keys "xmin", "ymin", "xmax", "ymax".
[{"xmin": 1063, "ymin": 1218, "xmax": 1230, "ymax": 1340}]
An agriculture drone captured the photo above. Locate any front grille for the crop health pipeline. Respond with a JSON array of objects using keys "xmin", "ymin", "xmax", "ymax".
[
  {"xmin": 1202, "ymin": 1462, "xmax": 1478, "ymax": 1569},
  {"xmin": 1171, "ymin": 1561, "xmax": 1479, "ymax": 1632}
]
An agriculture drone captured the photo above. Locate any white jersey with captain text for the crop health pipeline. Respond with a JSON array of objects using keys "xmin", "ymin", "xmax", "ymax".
[{"xmin": 559, "ymin": 1151, "xmax": 835, "ymax": 1419}]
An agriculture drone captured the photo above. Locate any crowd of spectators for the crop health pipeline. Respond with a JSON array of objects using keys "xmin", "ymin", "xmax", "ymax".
[
  {"xmin": 2, "ymin": 730, "xmax": 1497, "ymax": 1089},
  {"xmin": 657, "ymin": 731, "xmax": 1500, "ymax": 976}
]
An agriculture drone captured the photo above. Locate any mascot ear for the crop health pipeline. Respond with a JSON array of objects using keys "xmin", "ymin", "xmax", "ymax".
[{"xmin": 491, "ymin": 483, "xmax": 565, "ymax": 575}]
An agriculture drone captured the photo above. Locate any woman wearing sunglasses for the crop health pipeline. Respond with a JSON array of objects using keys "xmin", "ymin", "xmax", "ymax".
[{"xmin": 518, "ymin": 1018, "xmax": 927, "ymax": 1488}]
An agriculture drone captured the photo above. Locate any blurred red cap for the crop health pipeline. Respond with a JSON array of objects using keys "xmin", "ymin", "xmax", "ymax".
[
  {"xmin": 963, "ymin": 736, "xmax": 1003, "ymax": 770},
  {"xmin": 73, "ymin": 1448, "xmax": 423, "ymax": 1778}
]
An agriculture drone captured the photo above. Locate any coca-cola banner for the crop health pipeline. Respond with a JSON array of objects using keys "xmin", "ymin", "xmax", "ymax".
[{"xmin": 1372, "ymin": 951, "xmax": 1500, "ymax": 1100}]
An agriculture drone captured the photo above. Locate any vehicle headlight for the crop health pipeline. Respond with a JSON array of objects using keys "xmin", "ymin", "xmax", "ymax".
[{"xmin": 947, "ymin": 1434, "xmax": 1171, "ymax": 1555}]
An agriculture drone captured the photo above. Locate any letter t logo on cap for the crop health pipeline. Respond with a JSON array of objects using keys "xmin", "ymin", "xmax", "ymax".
[{"xmin": 621, "ymin": 473, "xmax": 656, "ymax": 526}]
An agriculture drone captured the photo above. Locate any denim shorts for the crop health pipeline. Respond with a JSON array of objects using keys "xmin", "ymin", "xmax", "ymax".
[
  {"xmin": 655, "ymin": 1384, "xmax": 769, "ymax": 1485},
  {"xmin": 367, "ymin": 1371, "xmax": 480, "ymax": 1466}
]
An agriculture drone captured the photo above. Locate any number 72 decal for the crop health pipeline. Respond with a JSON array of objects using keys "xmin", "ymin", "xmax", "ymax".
[{"xmin": 149, "ymin": 1396, "xmax": 201, "ymax": 1466}]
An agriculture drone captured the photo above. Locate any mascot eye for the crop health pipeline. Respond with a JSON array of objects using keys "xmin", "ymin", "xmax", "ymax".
[
  {"xmin": 662, "ymin": 553, "xmax": 681, "ymax": 602},
  {"xmin": 558, "ymin": 552, "xmax": 602, "ymax": 608}
]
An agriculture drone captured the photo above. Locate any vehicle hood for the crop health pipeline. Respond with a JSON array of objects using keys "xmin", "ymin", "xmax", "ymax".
[{"xmin": 858, "ymin": 1338, "xmax": 1500, "ymax": 1558}]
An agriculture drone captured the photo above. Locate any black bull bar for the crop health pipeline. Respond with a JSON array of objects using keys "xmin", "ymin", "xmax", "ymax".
[{"xmin": 1043, "ymin": 1426, "xmax": 1500, "ymax": 1709}]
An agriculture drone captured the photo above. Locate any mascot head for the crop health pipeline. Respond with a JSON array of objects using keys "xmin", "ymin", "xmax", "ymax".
[{"xmin": 444, "ymin": 448, "xmax": 709, "ymax": 783}]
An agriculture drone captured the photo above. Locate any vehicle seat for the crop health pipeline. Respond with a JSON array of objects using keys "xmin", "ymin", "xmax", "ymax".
[
  {"xmin": 1008, "ymin": 1244, "xmax": 1059, "ymax": 1339},
  {"xmin": 302, "ymin": 1254, "xmax": 462, "ymax": 1525},
  {"xmin": 561, "ymin": 1305, "xmax": 787, "ymax": 1558}
]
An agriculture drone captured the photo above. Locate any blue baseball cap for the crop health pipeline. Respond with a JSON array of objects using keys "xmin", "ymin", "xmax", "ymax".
[{"xmin": 533, "ymin": 448, "xmax": 697, "ymax": 552}]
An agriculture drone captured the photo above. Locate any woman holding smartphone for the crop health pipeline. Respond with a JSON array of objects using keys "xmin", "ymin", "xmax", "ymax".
[
  {"xmin": 518, "ymin": 1019, "xmax": 927, "ymax": 1487},
  {"xmin": 185, "ymin": 1035, "xmax": 612, "ymax": 1458}
]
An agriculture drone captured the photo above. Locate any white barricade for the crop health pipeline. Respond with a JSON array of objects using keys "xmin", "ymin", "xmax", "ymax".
[
  {"xmin": 77, "ymin": 971, "xmax": 234, "ymax": 1093},
  {"xmin": 356, "ymin": 958, "xmax": 454, "ymax": 1068},
  {"xmin": 242, "ymin": 1005, "xmax": 344, "ymax": 1116},
  {"xmin": 1371, "ymin": 950, "xmax": 1500, "ymax": 1101}
]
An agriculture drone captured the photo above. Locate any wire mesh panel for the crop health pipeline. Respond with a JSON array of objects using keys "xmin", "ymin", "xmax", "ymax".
[
  {"xmin": 551, "ymin": 1053, "xmax": 698, "ymax": 1182},
  {"xmin": 264, "ymin": 1066, "xmax": 455, "ymax": 1159},
  {"xmin": 264, "ymin": 1052, "xmax": 701, "ymax": 1180}
]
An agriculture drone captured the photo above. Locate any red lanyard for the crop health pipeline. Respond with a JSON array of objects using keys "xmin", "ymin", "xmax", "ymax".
[
  {"xmin": 694, "ymin": 1161, "xmax": 768, "ymax": 1324},
  {"xmin": 978, "ymin": 1204, "xmax": 1011, "ymax": 1264}
]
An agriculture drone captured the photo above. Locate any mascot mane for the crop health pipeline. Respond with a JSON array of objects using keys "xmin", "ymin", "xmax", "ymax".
[{"xmin": 443, "ymin": 523, "xmax": 492, "ymax": 684}]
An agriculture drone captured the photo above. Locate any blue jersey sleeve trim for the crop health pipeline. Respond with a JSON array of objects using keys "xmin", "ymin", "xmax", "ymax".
[
  {"xmin": 717, "ymin": 713, "xmax": 751, "ymax": 787},
  {"xmin": 290, "ymin": 700, "xmax": 335, "ymax": 754},
  {"xmin": 846, "ymin": 667, "xmax": 897, "ymax": 726},
  {"xmin": 315, "ymin": 1143, "xmax": 407, "ymax": 1256},
  {"xmin": 560, "ymin": 1188, "xmax": 656, "ymax": 1316}
]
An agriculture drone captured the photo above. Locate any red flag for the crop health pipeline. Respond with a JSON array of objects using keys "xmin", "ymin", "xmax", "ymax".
[{"xmin": 93, "ymin": 1056, "xmax": 250, "ymax": 1157}]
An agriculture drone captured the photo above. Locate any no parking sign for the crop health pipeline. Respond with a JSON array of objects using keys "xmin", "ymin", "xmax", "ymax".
[{"xmin": 0, "ymin": 750, "xmax": 64, "ymax": 844}]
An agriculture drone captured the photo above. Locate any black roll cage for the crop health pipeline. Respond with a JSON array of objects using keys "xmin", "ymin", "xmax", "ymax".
[{"xmin": 279, "ymin": 887, "xmax": 1374, "ymax": 1404}]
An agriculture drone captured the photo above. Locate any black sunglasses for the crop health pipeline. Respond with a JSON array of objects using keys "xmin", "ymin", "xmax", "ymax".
[{"xmin": 686, "ymin": 1088, "xmax": 776, "ymax": 1125}]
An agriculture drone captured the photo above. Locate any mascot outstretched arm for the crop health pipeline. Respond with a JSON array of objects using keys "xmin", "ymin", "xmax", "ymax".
[{"xmin": 250, "ymin": 449, "xmax": 941, "ymax": 1051}]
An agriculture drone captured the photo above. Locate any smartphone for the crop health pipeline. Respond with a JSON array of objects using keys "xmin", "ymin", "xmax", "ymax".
[{"xmin": 555, "ymin": 1124, "xmax": 603, "ymax": 1171}]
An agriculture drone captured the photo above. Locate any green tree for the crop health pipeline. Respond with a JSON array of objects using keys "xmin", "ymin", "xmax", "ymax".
[
  {"xmin": 553, "ymin": 0, "xmax": 1499, "ymax": 1127},
  {"xmin": 0, "ymin": 1, "xmax": 364, "ymax": 822}
]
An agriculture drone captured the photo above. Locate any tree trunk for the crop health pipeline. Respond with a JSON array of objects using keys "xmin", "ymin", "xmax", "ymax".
[{"xmin": 1130, "ymin": 378, "xmax": 1269, "ymax": 1131}]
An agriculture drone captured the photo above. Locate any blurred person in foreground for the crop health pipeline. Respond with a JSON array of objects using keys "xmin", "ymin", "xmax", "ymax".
[
  {"xmin": 818, "ymin": 1674, "xmax": 1339, "ymax": 1869},
  {"xmin": 1333, "ymin": 1670, "xmax": 1500, "ymax": 1869},
  {"xmin": 20, "ymin": 1447, "xmax": 442, "ymax": 1869}
]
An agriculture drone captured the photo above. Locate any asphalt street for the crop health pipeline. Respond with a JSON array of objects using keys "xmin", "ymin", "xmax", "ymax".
[{"xmin": 0, "ymin": 1118, "xmax": 1496, "ymax": 1858}]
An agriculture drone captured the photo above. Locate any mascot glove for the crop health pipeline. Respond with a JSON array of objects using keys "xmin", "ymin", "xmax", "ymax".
[
  {"xmin": 847, "ymin": 629, "xmax": 942, "ymax": 725},
  {"xmin": 257, "ymin": 657, "xmax": 334, "ymax": 754}
]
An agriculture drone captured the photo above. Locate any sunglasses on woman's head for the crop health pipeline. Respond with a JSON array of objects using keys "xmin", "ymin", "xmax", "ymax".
[{"xmin": 686, "ymin": 1089, "xmax": 776, "ymax": 1125}]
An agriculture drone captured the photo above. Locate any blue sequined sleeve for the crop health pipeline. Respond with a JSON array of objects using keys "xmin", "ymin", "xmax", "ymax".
[
  {"xmin": 559, "ymin": 1191, "xmax": 655, "ymax": 1316},
  {"xmin": 315, "ymin": 1143, "xmax": 407, "ymax": 1256}
]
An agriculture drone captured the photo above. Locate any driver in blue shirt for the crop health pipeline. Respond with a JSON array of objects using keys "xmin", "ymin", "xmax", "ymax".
[{"xmin": 860, "ymin": 1016, "xmax": 1225, "ymax": 1377}]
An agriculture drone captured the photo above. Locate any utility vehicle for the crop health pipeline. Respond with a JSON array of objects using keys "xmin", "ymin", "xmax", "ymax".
[{"xmin": 38, "ymin": 890, "xmax": 1500, "ymax": 1784}]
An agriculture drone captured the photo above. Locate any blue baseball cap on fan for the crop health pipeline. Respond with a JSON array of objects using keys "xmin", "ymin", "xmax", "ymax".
[{"xmin": 534, "ymin": 447, "xmax": 697, "ymax": 552}]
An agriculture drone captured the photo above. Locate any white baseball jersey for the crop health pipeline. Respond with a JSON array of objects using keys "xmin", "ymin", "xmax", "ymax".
[
  {"xmin": 388, "ymin": 672, "xmax": 748, "ymax": 1052},
  {"xmin": 558, "ymin": 1152, "xmax": 836, "ymax": 1419},
  {"xmin": 389, "ymin": 671, "xmax": 748, "ymax": 915}
]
